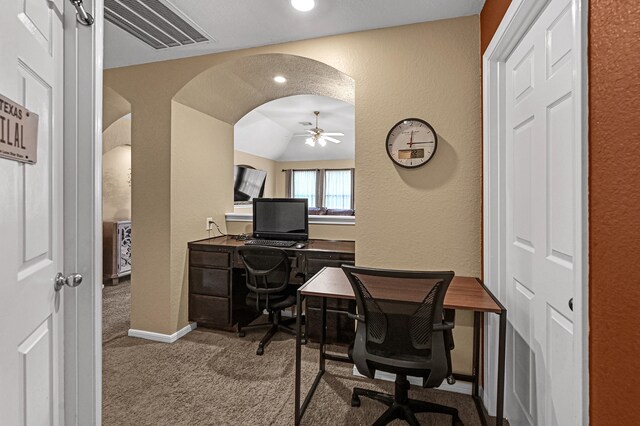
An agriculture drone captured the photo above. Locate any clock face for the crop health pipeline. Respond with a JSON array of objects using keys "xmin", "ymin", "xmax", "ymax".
[{"xmin": 385, "ymin": 118, "xmax": 438, "ymax": 168}]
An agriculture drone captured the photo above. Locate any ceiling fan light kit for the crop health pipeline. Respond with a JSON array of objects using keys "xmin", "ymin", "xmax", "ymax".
[{"xmin": 295, "ymin": 111, "xmax": 343, "ymax": 148}]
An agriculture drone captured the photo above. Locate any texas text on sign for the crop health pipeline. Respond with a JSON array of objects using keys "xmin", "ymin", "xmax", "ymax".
[{"xmin": 0, "ymin": 94, "xmax": 39, "ymax": 164}]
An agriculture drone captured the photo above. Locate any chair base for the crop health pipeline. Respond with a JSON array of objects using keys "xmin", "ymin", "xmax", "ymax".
[
  {"xmin": 351, "ymin": 375, "xmax": 463, "ymax": 426},
  {"xmin": 238, "ymin": 312, "xmax": 304, "ymax": 355}
]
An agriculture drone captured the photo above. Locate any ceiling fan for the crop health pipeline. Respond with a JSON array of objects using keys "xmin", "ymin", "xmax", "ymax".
[{"xmin": 293, "ymin": 111, "xmax": 344, "ymax": 147}]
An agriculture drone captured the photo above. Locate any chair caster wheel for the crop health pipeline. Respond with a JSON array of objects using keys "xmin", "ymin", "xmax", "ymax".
[
  {"xmin": 350, "ymin": 396, "xmax": 361, "ymax": 407},
  {"xmin": 238, "ymin": 331, "xmax": 245, "ymax": 338},
  {"xmin": 301, "ymin": 336, "xmax": 307, "ymax": 345},
  {"xmin": 256, "ymin": 347, "xmax": 264, "ymax": 356},
  {"xmin": 446, "ymin": 375, "xmax": 456, "ymax": 385},
  {"xmin": 452, "ymin": 416, "xmax": 463, "ymax": 426}
]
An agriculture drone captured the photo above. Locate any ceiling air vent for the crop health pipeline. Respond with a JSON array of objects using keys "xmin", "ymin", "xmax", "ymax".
[{"xmin": 105, "ymin": 0, "xmax": 212, "ymax": 50}]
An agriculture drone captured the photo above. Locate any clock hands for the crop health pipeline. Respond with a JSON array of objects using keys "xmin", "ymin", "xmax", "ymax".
[{"xmin": 406, "ymin": 130, "xmax": 434, "ymax": 147}]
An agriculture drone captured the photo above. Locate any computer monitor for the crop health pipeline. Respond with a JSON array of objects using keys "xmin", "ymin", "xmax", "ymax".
[{"xmin": 252, "ymin": 198, "xmax": 309, "ymax": 241}]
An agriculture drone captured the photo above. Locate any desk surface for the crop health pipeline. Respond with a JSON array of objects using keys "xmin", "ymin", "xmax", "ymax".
[
  {"xmin": 300, "ymin": 267, "xmax": 503, "ymax": 313},
  {"xmin": 189, "ymin": 235, "xmax": 355, "ymax": 254}
]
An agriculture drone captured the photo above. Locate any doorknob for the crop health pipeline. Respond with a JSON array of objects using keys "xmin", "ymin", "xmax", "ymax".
[
  {"xmin": 54, "ymin": 272, "xmax": 83, "ymax": 292},
  {"xmin": 568, "ymin": 298, "xmax": 573, "ymax": 311}
]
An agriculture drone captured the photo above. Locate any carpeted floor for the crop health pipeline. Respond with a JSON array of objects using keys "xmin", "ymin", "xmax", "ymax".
[{"xmin": 103, "ymin": 280, "xmax": 501, "ymax": 426}]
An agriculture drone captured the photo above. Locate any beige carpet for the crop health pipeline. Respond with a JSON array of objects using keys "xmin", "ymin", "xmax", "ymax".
[{"xmin": 103, "ymin": 280, "xmax": 501, "ymax": 425}]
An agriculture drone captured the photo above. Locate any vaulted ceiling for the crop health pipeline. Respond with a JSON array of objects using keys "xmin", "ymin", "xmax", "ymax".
[{"xmin": 234, "ymin": 94, "xmax": 354, "ymax": 162}]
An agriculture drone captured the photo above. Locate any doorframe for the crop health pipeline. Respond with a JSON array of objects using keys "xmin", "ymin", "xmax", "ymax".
[
  {"xmin": 62, "ymin": 0, "xmax": 104, "ymax": 424},
  {"xmin": 482, "ymin": 0, "xmax": 589, "ymax": 423}
]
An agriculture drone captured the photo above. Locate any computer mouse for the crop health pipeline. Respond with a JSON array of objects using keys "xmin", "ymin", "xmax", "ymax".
[{"xmin": 295, "ymin": 243, "xmax": 305, "ymax": 249}]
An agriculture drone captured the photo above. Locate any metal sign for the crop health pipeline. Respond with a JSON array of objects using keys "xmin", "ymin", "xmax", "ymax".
[{"xmin": 0, "ymin": 94, "xmax": 39, "ymax": 164}]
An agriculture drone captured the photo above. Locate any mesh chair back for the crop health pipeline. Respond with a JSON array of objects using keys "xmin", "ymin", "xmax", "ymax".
[
  {"xmin": 238, "ymin": 247, "xmax": 291, "ymax": 295},
  {"xmin": 342, "ymin": 266, "xmax": 453, "ymax": 361}
]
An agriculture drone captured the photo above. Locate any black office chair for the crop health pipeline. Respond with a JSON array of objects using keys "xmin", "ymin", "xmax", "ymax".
[
  {"xmin": 237, "ymin": 246, "xmax": 298, "ymax": 355},
  {"xmin": 342, "ymin": 265, "xmax": 463, "ymax": 426}
]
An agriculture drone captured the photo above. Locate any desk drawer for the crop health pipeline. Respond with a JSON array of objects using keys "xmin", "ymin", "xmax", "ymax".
[
  {"xmin": 190, "ymin": 250, "xmax": 231, "ymax": 268},
  {"xmin": 189, "ymin": 294, "xmax": 230, "ymax": 326},
  {"xmin": 190, "ymin": 267, "xmax": 231, "ymax": 297}
]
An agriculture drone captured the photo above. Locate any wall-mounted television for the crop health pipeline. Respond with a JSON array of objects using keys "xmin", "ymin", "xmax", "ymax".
[
  {"xmin": 253, "ymin": 198, "xmax": 309, "ymax": 241},
  {"xmin": 234, "ymin": 165, "xmax": 267, "ymax": 203}
]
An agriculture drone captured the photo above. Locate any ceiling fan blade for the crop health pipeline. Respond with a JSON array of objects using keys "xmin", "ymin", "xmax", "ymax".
[
  {"xmin": 322, "ymin": 132, "xmax": 344, "ymax": 136},
  {"xmin": 324, "ymin": 136, "xmax": 342, "ymax": 144},
  {"xmin": 292, "ymin": 133, "xmax": 310, "ymax": 137}
]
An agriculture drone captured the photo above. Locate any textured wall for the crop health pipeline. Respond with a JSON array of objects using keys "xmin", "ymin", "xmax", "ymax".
[
  {"xmin": 175, "ymin": 54, "xmax": 355, "ymax": 124},
  {"xmin": 353, "ymin": 19, "xmax": 480, "ymax": 275},
  {"xmin": 102, "ymin": 116, "xmax": 132, "ymax": 222},
  {"xmin": 102, "ymin": 116, "xmax": 131, "ymax": 153},
  {"xmin": 105, "ymin": 18, "xmax": 480, "ymax": 374},
  {"xmin": 103, "ymin": 86, "xmax": 131, "ymax": 131},
  {"xmin": 171, "ymin": 101, "xmax": 234, "ymax": 329},
  {"xmin": 128, "ymin": 96, "xmax": 173, "ymax": 335},
  {"xmin": 102, "ymin": 146, "xmax": 131, "ymax": 221},
  {"xmin": 589, "ymin": 0, "xmax": 640, "ymax": 422},
  {"xmin": 480, "ymin": 0, "xmax": 512, "ymax": 54}
]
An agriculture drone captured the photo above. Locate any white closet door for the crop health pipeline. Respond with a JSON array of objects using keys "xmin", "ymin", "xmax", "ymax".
[{"xmin": 504, "ymin": 0, "xmax": 579, "ymax": 424}]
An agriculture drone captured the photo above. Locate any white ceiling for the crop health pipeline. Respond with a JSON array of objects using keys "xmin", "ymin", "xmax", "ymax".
[
  {"xmin": 104, "ymin": 0, "xmax": 486, "ymax": 69},
  {"xmin": 234, "ymin": 95, "xmax": 355, "ymax": 162}
]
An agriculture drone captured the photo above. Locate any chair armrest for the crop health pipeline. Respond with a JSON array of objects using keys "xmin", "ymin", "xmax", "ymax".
[
  {"xmin": 433, "ymin": 322, "xmax": 454, "ymax": 331},
  {"xmin": 347, "ymin": 312, "xmax": 365, "ymax": 322}
]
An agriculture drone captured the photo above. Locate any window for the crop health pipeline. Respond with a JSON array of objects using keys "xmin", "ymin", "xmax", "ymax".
[
  {"xmin": 324, "ymin": 169, "xmax": 352, "ymax": 209},
  {"xmin": 292, "ymin": 169, "xmax": 317, "ymax": 207},
  {"xmin": 290, "ymin": 168, "xmax": 354, "ymax": 210}
]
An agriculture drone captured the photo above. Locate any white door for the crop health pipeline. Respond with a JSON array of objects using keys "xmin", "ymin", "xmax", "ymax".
[
  {"xmin": 0, "ymin": 0, "xmax": 66, "ymax": 424},
  {"xmin": 504, "ymin": 0, "xmax": 580, "ymax": 424}
]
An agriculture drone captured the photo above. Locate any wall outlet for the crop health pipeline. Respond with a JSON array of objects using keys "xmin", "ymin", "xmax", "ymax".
[{"xmin": 205, "ymin": 217, "xmax": 213, "ymax": 231}]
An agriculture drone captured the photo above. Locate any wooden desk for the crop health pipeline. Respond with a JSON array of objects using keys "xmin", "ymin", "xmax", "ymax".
[
  {"xmin": 294, "ymin": 267, "xmax": 507, "ymax": 426},
  {"xmin": 187, "ymin": 236, "xmax": 355, "ymax": 332}
]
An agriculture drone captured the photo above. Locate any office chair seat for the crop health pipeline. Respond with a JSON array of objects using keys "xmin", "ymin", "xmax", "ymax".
[{"xmin": 245, "ymin": 292, "xmax": 296, "ymax": 311}]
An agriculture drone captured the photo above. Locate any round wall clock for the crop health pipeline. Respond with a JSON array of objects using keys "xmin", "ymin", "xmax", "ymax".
[{"xmin": 385, "ymin": 118, "xmax": 438, "ymax": 168}]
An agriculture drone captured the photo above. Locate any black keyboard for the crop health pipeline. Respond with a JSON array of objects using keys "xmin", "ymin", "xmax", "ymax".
[{"xmin": 244, "ymin": 239, "xmax": 297, "ymax": 248}]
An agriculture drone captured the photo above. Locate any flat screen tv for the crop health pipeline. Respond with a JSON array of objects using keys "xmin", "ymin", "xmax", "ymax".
[
  {"xmin": 234, "ymin": 165, "xmax": 267, "ymax": 203},
  {"xmin": 252, "ymin": 198, "xmax": 309, "ymax": 241}
]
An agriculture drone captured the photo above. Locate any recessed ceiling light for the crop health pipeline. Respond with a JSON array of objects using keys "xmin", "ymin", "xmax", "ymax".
[
  {"xmin": 291, "ymin": 0, "xmax": 315, "ymax": 12},
  {"xmin": 274, "ymin": 75, "xmax": 287, "ymax": 84}
]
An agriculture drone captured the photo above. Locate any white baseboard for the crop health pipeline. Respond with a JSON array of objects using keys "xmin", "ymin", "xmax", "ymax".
[
  {"xmin": 128, "ymin": 322, "xmax": 197, "ymax": 343},
  {"xmin": 352, "ymin": 366, "xmax": 472, "ymax": 395}
]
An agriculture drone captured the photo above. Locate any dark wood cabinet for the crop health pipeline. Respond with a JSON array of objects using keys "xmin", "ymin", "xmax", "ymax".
[
  {"xmin": 188, "ymin": 236, "xmax": 355, "ymax": 342},
  {"xmin": 188, "ymin": 244, "xmax": 258, "ymax": 330}
]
